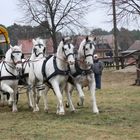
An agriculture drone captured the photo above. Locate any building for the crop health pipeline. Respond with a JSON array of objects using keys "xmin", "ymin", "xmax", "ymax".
[
  {"xmin": 18, "ymin": 35, "xmax": 115, "ymax": 58},
  {"xmin": 18, "ymin": 38, "xmax": 54, "ymax": 57}
]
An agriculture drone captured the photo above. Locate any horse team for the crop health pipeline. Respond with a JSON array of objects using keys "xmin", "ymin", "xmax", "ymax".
[{"xmin": 0, "ymin": 36, "xmax": 99, "ymax": 115}]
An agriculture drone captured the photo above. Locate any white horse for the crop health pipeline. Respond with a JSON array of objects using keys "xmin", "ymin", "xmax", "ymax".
[
  {"xmin": 20, "ymin": 38, "xmax": 46, "ymax": 108},
  {"xmin": 29, "ymin": 38, "xmax": 75, "ymax": 115},
  {"xmin": 0, "ymin": 45, "xmax": 23, "ymax": 112},
  {"xmin": 66, "ymin": 36, "xmax": 99, "ymax": 113}
]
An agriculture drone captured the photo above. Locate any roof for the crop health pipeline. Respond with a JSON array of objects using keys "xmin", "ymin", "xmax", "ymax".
[
  {"xmin": 96, "ymin": 34, "xmax": 114, "ymax": 49},
  {"xmin": 18, "ymin": 39, "xmax": 33, "ymax": 54},
  {"xmin": 128, "ymin": 40, "xmax": 140, "ymax": 50},
  {"xmin": 95, "ymin": 43, "xmax": 112, "ymax": 50},
  {"xmin": 18, "ymin": 39, "xmax": 53, "ymax": 54}
]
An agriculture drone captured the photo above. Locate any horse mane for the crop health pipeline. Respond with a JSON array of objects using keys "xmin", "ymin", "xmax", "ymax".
[
  {"xmin": 5, "ymin": 48, "xmax": 12, "ymax": 62},
  {"xmin": 56, "ymin": 40, "xmax": 64, "ymax": 56},
  {"xmin": 77, "ymin": 39, "xmax": 86, "ymax": 59},
  {"xmin": 56, "ymin": 37, "xmax": 71, "ymax": 56}
]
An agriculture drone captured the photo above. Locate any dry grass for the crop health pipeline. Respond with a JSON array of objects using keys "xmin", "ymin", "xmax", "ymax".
[{"xmin": 0, "ymin": 69, "xmax": 140, "ymax": 140}]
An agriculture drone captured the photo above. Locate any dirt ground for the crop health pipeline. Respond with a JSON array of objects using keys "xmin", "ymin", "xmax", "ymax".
[{"xmin": 102, "ymin": 66, "xmax": 137, "ymax": 89}]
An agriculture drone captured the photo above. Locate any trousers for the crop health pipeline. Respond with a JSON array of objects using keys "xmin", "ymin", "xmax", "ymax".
[{"xmin": 94, "ymin": 74, "xmax": 102, "ymax": 89}]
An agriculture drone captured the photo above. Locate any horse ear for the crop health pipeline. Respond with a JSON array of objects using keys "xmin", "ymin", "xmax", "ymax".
[
  {"xmin": 62, "ymin": 38, "xmax": 65, "ymax": 42},
  {"xmin": 62, "ymin": 38, "xmax": 66, "ymax": 45},
  {"xmin": 10, "ymin": 45, "xmax": 13, "ymax": 50},
  {"xmin": 32, "ymin": 39, "xmax": 36, "ymax": 45},
  {"xmin": 86, "ymin": 36, "xmax": 89, "ymax": 42},
  {"xmin": 19, "ymin": 44, "xmax": 22, "ymax": 50}
]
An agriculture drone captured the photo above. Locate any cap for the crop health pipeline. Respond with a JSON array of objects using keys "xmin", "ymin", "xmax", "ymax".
[{"xmin": 94, "ymin": 54, "xmax": 98, "ymax": 59}]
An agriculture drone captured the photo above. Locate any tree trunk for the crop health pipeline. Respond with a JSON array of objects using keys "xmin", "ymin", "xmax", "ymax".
[
  {"xmin": 112, "ymin": 0, "xmax": 119, "ymax": 70},
  {"xmin": 135, "ymin": 55, "xmax": 140, "ymax": 85},
  {"xmin": 51, "ymin": 31, "xmax": 58, "ymax": 53}
]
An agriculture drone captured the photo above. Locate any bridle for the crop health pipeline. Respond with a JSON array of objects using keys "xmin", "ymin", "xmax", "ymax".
[
  {"xmin": 62, "ymin": 43, "xmax": 74, "ymax": 60},
  {"xmin": 11, "ymin": 51, "xmax": 23, "ymax": 65},
  {"xmin": 83, "ymin": 41, "xmax": 94, "ymax": 59},
  {"xmin": 33, "ymin": 43, "xmax": 45, "ymax": 57}
]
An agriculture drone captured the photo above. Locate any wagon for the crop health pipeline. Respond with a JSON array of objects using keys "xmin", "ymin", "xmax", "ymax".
[{"xmin": 0, "ymin": 24, "xmax": 10, "ymax": 57}]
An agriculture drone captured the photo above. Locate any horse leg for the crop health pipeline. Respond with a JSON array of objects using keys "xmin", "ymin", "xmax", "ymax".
[
  {"xmin": 43, "ymin": 86, "xmax": 49, "ymax": 112},
  {"xmin": 89, "ymin": 79, "xmax": 99, "ymax": 114},
  {"xmin": 32, "ymin": 87, "xmax": 39, "ymax": 112},
  {"xmin": 27, "ymin": 86, "xmax": 33, "ymax": 109},
  {"xmin": 65, "ymin": 83, "xmax": 75, "ymax": 112},
  {"xmin": 75, "ymin": 83, "xmax": 85, "ymax": 106},
  {"xmin": 28, "ymin": 71, "xmax": 39, "ymax": 112},
  {"xmin": 52, "ymin": 81, "xmax": 65, "ymax": 115},
  {"xmin": 0, "ymin": 92, "xmax": 4, "ymax": 106},
  {"xmin": 1, "ymin": 84, "xmax": 18, "ymax": 112},
  {"xmin": 12, "ymin": 88, "xmax": 18, "ymax": 112},
  {"xmin": 1, "ymin": 84, "xmax": 13, "ymax": 106}
]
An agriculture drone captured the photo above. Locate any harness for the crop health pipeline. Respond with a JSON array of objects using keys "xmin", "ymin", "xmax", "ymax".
[
  {"xmin": 71, "ymin": 40, "xmax": 94, "ymax": 77},
  {"xmin": 0, "ymin": 61, "xmax": 20, "ymax": 81},
  {"xmin": 72, "ymin": 60, "xmax": 93, "ymax": 77},
  {"xmin": 18, "ymin": 59, "xmax": 30, "ymax": 85},
  {"xmin": 42, "ymin": 55, "xmax": 70, "ymax": 87}
]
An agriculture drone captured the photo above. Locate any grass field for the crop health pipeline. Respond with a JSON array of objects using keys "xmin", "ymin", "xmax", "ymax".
[{"xmin": 0, "ymin": 69, "xmax": 140, "ymax": 140}]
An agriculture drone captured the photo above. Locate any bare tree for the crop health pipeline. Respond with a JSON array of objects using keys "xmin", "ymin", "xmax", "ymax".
[
  {"xmin": 97, "ymin": 0, "xmax": 140, "ymax": 25},
  {"xmin": 18, "ymin": 0, "xmax": 93, "ymax": 53}
]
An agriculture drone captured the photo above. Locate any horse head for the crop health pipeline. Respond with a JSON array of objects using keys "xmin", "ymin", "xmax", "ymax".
[
  {"xmin": 78, "ymin": 36, "xmax": 96, "ymax": 66},
  {"xmin": 32, "ymin": 38, "xmax": 46, "ymax": 59},
  {"xmin": 57, "ymin": 37, "xmax": 75, "ymax": 65},
  {"xmin": 5, "ymin": 44, "xmax": 23, "ymax": 72}
]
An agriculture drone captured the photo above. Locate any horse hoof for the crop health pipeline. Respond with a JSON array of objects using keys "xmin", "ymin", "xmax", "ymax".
[
  {"xmin": 65, "ymin": 103, "xmax": 69, "ymax": 108},
  {"xmin": 33, "ymin": 109, "xmax": 39, "ymax": 112},
  {"xmin": 71, "ymin": 110, "xmax": 76, "ymax": 113},
  {"xmin": 59, "ymin": 112, "xmax": 65, "ymax": 115},
  {"xmin": 77, "ymin": 102, "xmax": 83, "ymax": 106},
  {"xmin": 12, "ymin": 110, "xmax": 18, "ymax": 113},
  {"xmin": 56, "ymin": 111, "xmax": 65, "ymax": 115},
  {"xmin": 44, "ymin": 109, "xmax": 49, "ymax": 113},
  {"xmin": 28, "ymin": 106, "xmax": 33, "ymax": 109},
  {"xmin": 93, "ymin": 109, "xmax": 99, "ymax": 114}
]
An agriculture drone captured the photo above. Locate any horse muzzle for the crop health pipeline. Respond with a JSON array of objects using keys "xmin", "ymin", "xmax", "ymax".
[
  {"xmin": 68, "ymin": 60, "xmax": 75, "ymax": 65},
  {"xmin": 15, "ymin": 62, "xmax": 22, "ymax": 72}
]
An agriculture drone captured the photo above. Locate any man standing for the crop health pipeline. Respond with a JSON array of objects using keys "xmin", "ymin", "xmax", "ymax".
[{"xmin": 93, "ymin": 54, "xmax": 104, "ymax": 89}]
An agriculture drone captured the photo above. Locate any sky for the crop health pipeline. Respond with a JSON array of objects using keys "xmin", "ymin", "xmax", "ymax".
[{"xmin": 0, "ymin": 0, "xmax": 139, "ymax": 32}]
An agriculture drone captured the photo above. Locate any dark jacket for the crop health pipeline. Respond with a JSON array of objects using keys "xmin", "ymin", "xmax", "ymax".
[{"xmin": 93, "ymin": 59, "xmax": 104, "ymax": 75}]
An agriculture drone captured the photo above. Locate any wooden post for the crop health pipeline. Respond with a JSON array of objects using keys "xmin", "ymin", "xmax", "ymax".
[
  {"xmin": 112, "ymin": 0, "xmax": 119, "ymax": 70},
  {"xmin": 135, "ymin": 55, "xmax": 140, "ymax": 85}
]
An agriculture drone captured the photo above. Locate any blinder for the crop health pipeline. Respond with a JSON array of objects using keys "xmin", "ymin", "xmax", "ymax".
[
  {"xmin": 11, "ymin": 51, "xmax": 23, "ymax": 65},
  {"xmin": 35, "ymin": 43, "xmax": 43, "ymax": 48},
  {"xmin": 11, "ymin": 51, "xmax": 22, "ymax": 59},
  {"xmin": 83, "ymin": 41, "xmax": 94, "ymax": 59}
]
